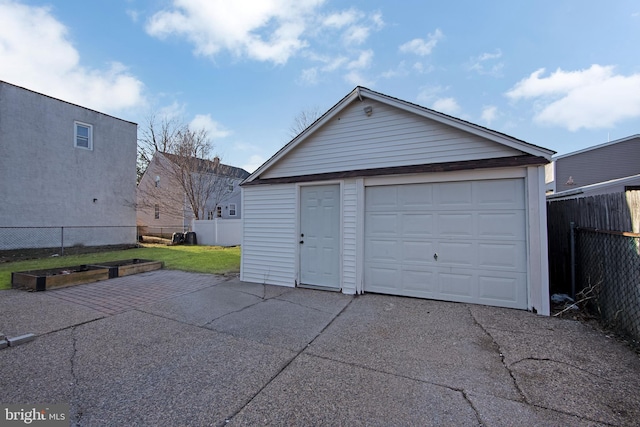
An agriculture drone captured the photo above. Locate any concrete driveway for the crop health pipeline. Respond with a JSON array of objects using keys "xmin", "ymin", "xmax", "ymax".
[{"xmin": 1, "ymin": 270, "xmax": 638, "ymax": 426}]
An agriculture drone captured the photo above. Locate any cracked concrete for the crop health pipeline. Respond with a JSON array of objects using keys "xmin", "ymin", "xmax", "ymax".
[{"xmin": 1, "ymin": 271, "xmax": 639, "ymax": 426}]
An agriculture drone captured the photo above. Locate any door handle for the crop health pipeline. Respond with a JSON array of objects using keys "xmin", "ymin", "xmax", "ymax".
[
  {"xmin": 299, "ymin": 240, "xmax": 304, "ymax": 244},
  {"xmin": 433, "ymin": 253, "xmax": 438, "ymax": 261}
]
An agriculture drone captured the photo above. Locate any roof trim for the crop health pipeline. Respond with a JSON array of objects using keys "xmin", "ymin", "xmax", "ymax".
[
  {"xmin": 0, "ymin": 80, "xmax": 137, "ymax": 126},
  {"xmin": 242, "ymin": 154, "xmax": 549, "ymax": 186},
  {"xmin": 243, "ymin": 86, "xmax": 554, "ymax": 184},
  {"xmin": 547, "ymin": 173, "xmax": 640, "ymax": 200},
  {"xmin": 553, "ymin": 134, "xmax": 640, "ymax": 160}
]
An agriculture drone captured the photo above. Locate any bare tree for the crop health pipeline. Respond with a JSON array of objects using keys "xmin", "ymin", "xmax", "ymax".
[
  {"xmin": 137, "ymin": 115, "xmax": 240, "ymax": 222},
  {"xmin": 288, "ymin": 106, "xmax": 323, "ymax": 139},
  {"xmin": 137, "ymin": 112, "xmax": 186, "ymax": 183}
]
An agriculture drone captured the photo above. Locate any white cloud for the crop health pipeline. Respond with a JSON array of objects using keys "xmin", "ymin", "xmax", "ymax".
[
  {"xmin": 343, "ymin": 25, "xmax": 370, "ymax": 45},
  {"xmin": 242, "ymin": 154, "xmax": 266, "ymax": 173},
  {"xmin": 322, "ymin": 9, "xmax": 360, "ymax": 28},
  {"xmin": 347, "ymin": 50, "xmax": 373, "ymax": 70},
  {"xmin": 481, "ymin": 105, "xmax": 498, "ymax": 125},
  {"xmin": 0, "ymin": 1, "xmax": 145, "ymax": 114},
  {"xmin": 417, "ymin": 85, "xmax": 448, "ymax": 104},
  {"xmin": 344, "ymin": 70, "xmax": 374, "ymax": 87},
  {"xmin": 146, "ymin": 0, "xmax": 325, "ymax": 65},
  {"xmin": 468, "ymin": 49, "xmax": 504, "ymax": 77},
  {"xmin": 189, "ymin": 114, "xmax": 231, "ymax": 139},
  {"xmin": 126, "ymin": 9, "xmax": 140, "ymax": 23},
  {"xmin": 506, "ymin": 65, "xmax": 640, "ymax": 130},
  {"xmin": 431, "ymin": 97, "xmax": 460, "ymax": 115},
  {"xmin": 399, "ymin": 29, "xmax": 443, "ymax": 56},
  {"xmin": 299, "ymin": 67, "xmax": 319, "ymax": 85}
]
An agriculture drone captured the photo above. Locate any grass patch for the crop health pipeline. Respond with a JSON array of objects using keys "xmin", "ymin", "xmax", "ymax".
[{"xmin": 0, "ymin": 244, "xmax": 240, "ymax": 290}]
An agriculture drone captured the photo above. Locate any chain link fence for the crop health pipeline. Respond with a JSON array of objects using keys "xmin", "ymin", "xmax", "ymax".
[
  {"xmin": 0, "ymin": 226, "xmax": 137, "ymax": 255},
  {"xmin": 575, "ymin": 227, "xmax": 640, "ymax": 342}
]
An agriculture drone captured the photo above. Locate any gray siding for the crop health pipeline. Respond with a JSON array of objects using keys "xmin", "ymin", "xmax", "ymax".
[
  {"xmin": 262, "ymin": 99, "xmax": 521, "ymax": 179},
  {"xmin": 0, "ymin": 82, "xmax": 136, "ymax": 242},
  {"xmin": 241, "ymin": 185, "xmax": 297, "ymax": 286},
  {"xmin": 555, "ymin": 136, "xmax": 640, "ymax": 192},
  {"xmin": 137, "ymin": 153, "xmax": 245, "ymax": 229}
]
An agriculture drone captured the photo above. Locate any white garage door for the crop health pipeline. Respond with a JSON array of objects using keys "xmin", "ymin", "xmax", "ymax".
[{"xmin": 364, "ymin": 179, "xmax": 527, "ymax": 309}]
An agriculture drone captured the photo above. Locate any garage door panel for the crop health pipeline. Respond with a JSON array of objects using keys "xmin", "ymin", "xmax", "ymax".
[
  {"xmin": 438, "ymin": 213, "xmax": 474, "ymax": 238},
  {"xmin": 366, "ymin": 186, "xmax": 397, "ymax": 209},
  {"xmin": 366, "ymin": 213, "xmax": 398, "ymax": 234},
  {"xmin": 477, "ymin": 273, "xmax": 526, "ymax": 308},
  {"xmin": 367, "ymin": 239, "xmax": 399, "ymax": 262},
  {"xmin": 398, "ymin": 184, "xmax": 434, "ymax": 209},
  {"xmin": 477, "ymin": 242, "xmax": 526, "ymax": 270},
  {"xmin": 477, "ymin": 211, "xmax": 525, "ymax": 239},
  {"xmin": 364, "ymin": 178, "xmax": 527, "ymax": 310},
  {"xmin": 474, "ymin": 179, "xmax": 524, "ymax": 208},
  {"xmin": 365, "ymin": 264, "xmax": 401, "ymax": 293},
  {"xmin": 402, "ymin": 240, "xmax": 436, "ymax": 263},
  {"xmin": 439, "ymin": 271, "xmax": 474, "ymax": 298},
  {"xmin": 437, "ymin": 241, "xmax": 475, "ymax": 266},
  {"xmin": 403, "ymin": 268, "xmax": 437, "ymax": 295},
  {"xmin": 401, "ymin": 213, "xmax": 434, "ymax": 237},
  {"xmin": 437, "ymin": 182, "xmax": 473, "ymax": 206}
]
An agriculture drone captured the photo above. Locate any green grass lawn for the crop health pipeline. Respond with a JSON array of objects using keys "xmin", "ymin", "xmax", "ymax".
[{"xmin": 0, "ymin": 244, "xmax": 241, "ymax": 290}]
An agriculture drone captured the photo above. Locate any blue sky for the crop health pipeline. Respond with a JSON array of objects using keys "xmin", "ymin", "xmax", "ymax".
[{"xmin": 1, "ymin": 0, "xmax": 639, "ymax": 172}]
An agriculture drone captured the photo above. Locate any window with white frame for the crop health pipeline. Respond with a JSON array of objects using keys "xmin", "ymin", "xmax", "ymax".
[
  {"xmin": 229, "ymin": 203, "xmax": 237, "ymax": 216},
  {"xmin": 74, "ymin": 122, "xmax": 93, "ymax": 150},
  {"xmin": 154, "ymin": 204, "xmax": 160, "ymax": 219},
  {"xmin": 207, "ymin": 210, "xmax": 214, "ymax": 220},
  {"xmin": 216, "ymin": 206, "xmax": 222, "ymax": 218}
]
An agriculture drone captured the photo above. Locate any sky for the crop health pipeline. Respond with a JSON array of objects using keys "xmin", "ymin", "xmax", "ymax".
[{"xmin": 1, "ymin": 0, "xmax": 639, "ymax": 173}]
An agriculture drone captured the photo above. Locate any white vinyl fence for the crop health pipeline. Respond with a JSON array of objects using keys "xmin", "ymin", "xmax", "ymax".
[{"xmin": 191, "ymin": 219, "xmax": 242, "ymax": 246}]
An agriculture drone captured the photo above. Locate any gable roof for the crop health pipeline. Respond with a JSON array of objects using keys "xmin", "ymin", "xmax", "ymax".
[
  {"xmin": 243, "ymin": 86, "xmax": 555, "ymax": 185},
  {"xmin": 160, "ymin": 152, "xmax": 250, "ymax": 179}
]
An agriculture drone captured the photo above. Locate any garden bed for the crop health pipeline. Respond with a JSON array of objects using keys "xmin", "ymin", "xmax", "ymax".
[
  {"xmin": 91, "ymin": 259, "xmax": 164, "ymax": 278},
  {"xmin": 12, "ymin": 265, "xmax": 110, "ymax": 291},
  {"xmin": 11, "ymin": 259, "xmax": 163, "ymax": 291}
]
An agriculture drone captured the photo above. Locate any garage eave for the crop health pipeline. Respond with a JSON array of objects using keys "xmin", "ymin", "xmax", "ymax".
[{"xmin": 243, "ymin": 154, "xmax": 549, "ymax": 186}]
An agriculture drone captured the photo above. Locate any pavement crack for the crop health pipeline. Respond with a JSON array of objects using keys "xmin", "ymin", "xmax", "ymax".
[
  {"xmin": 220, "ymin": 298, "xmax": 354, "ymax": 426},
  {"xmin": 461, "ymin": 390, "xmax": 484, "ymax": 426},
  {"xmin": 468, "ymin": 306, "xmax": 528, "ymax": 404},
  {"xmin": 70, "ymin": 327, "xmax": 83, "ymax": 427},
  {"xmin": 510, "ymin": 356, "xmax": 612, "ymax": 381}
]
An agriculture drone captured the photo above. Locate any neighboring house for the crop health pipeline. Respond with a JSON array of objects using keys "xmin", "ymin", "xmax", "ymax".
[
  {"xmin": 546, "ymin": 134, "xmax": 640, "ymax": 195},
  {"xmin": 137, "ymin": 152, "xmax": 249, "ymax": 231},
  {"xmin": 241, "ymin": 86, "xmax": 555, "ymax": 315},
  {"xmin": 0, "ymin": 80, "xmax": 137, "ymax": 249}
]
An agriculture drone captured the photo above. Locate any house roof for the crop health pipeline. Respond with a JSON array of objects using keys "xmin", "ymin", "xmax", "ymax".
[
  {"xmin": 160, "ymin": 152, "xmax": 250, "ymax": 179},
  {"xmin": 0, "ymin": 80, "xmax": 137, "ymax": 125},
  {"xmin": 243, "ymin": 86, "xmax": 555, "ymax": 184},
  {"xmin": 553, "ymin": 134, "xmax": 640, "ymax": 160},
  {"xmin": 547, "ymin": 173, "xmax": 640, "ymax": 200}
]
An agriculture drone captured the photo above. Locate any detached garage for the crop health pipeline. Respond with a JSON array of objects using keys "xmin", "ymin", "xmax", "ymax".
[{"xmin": 240, "ymin": 87, "xmax": 555, "ymax": 315}]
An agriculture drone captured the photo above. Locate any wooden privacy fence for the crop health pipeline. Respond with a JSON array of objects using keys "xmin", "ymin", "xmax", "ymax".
[{"xmin": 547, "ymin": 190, "xmax": 640, "ymax": 293}]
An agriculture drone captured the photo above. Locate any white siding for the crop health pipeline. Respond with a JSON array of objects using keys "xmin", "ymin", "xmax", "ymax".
[
  {"xmin": 342, "ymin": 180, "xmax": 358, "ymax": 294},
  {"xmin": 262, "ymin": 99, "xmax": 521, "ymax": 179},
  {"xmin": 241, "ymin": 185, "xmax": 297, "ymax": 286}
]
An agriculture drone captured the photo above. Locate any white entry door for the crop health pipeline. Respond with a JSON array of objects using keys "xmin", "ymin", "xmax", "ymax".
[
  {"xmin": 364, "ymin": 179, "xmax": 527, "ymax": 309},
  {"xmin": 300, "ymin": 185, "xmax": 341, "ymax": 289}
]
